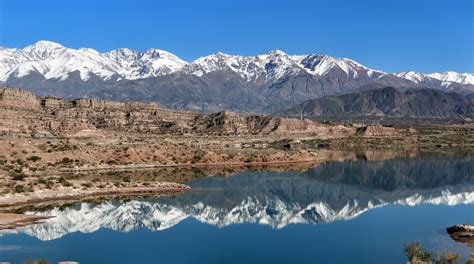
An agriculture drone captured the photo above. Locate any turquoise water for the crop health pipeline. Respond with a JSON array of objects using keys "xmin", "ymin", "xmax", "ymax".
[{"xmin": 1, "ymin": 155, "xmax": 473, "ymax": 263}]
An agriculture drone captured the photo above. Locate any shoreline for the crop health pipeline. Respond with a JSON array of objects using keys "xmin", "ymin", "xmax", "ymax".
[
  {"xmin": 0, "ymin": 183, "xmax": 190, "ymax": 209},
  {"xmin": 56, "ymin": 159, "xmax": 323, "ymax": 173},
  {"xmin": 0, "ymin": 213, "xmax": 53, "ymax": 230},
  {"xmin": 0, "ymin": 183, "xmax": 190, "ymax": 230},
  {"xmin": 0, "ymin": 159, "xmax": 323, "ymax": 231}
]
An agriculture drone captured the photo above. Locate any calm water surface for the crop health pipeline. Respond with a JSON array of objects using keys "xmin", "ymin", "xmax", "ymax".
[{"xmin": 1, "ymin": 155, "xmax": 473, "ymax": 263}]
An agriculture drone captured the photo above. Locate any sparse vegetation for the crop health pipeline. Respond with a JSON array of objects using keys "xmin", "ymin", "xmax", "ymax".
[
  {"xmin": 106, "ymin": 159, "xmax": 120, "ymax": 165},
  {"xmin": 14, "ymin": 184, "xmax": 25, "ymax": 193},
  {"xmin": 403, "ymin": 242, "xmax": 467, "ymax": 264},
  {"xmin": 58, "ymin": 176, "xmax": 73, "ymax": 187},
  {"xmin": 11, "ymin": 172, "xmax": 27, "ymax": 181},
  {"xmin": 27, "ymin": 156, "xmax": 42, "ymax": 162},
  {"xmin": 81, "ymin": 182, "xmax": 93, "ymax": 188}
]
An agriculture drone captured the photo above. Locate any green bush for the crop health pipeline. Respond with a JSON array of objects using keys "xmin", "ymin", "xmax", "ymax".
[
  {"xmin": 433, "ymin": 251, "xmax": 461, "ymax": 264},
  {"xmin": 122, "ymin": 176, "xmax": 131, "ymax": 183},
  {"xmin": 404, "ymin": 243, "xmax": 431, "ymax": 263},
  {"xmin": 81, "ymin": 182, "xmax": 92, "ymax": 188},
  {"xmin": 61, "ymin": 180, "xmax": 73, "ymax": 187},
  {"xmin": 404, "ymin": 242, "xmax": 465, "ymax": 264},
  {"xmin": 45, "ymin": 180, "xmax": 54, "ymax": 189},
  {"xmin": 14, "ymin": 184, "xmax": 25, "ymax": 193},
  {"xmin": 106, "ymin": 159, "xmax": 120, "ymax": 165},
  {"xmin": 11, "ymin": 173, "xmax": 27, "ymax": 181},
  {"xmin": 466, "ymin": 254, "xmax": 474, "ymax": 264},
  {"xmin": 27, "ymin": 156, "xmax": 42, "ymax": 162},
  {"xmin": 61, "ymin": 157, "xmax": 72, "ymax": 164},
  {"xmin": 244, "ymin": 156, "xmax": 256, "ymax": 163},
  {"xmin": 58, "ymin": 177, "xmax": 73, "ymax": 187},
  {"xmin": 37, "ymin": 177, "xmax": 47, "ymax": 184}
]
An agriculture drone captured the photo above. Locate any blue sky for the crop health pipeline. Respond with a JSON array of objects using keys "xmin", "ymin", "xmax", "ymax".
[{"xmin": 0, "ymin": 0, "xmax": 472, "ymax": 73}]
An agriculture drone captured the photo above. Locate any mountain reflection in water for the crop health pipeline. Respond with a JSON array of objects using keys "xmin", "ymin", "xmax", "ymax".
[{"xmin": 8, "ymin": 155, "xmax": 474, "ymax": 241}]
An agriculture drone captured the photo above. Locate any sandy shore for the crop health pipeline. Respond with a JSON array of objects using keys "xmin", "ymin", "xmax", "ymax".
[
  {"xmin": 57, "ymin": 158, "xmax": 323, "ymax": 173},
  {"xmin": 0, "ymin": 182, "xmax": 189, "ymax": 209}
]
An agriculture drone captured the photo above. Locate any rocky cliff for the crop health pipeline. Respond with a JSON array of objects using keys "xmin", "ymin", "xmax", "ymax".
[{"xmin": 0, "ymin": 87, "xmax": 361, "ymax": 137}]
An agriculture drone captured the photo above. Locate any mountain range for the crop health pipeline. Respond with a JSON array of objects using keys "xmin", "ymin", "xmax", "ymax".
[
  {"xmin": 1, "ymin": 40, "xmax": 473, "ymax": 113},
  {"xmin": 280, "ymin": 87, "xmax": 474, "ymax": 120}
]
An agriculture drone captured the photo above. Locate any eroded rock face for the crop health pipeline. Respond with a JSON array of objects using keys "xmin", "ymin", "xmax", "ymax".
[
  {"xmin": 0, "ymin": 87, "xmax": 361, "ymax": 137},
  {"xmin": 0, "ymin": 87, "xmax": 41, "ymax": 109},
  {"xmin": 355, "ymin": 125, "xmax": 401, "ymax": 137}
]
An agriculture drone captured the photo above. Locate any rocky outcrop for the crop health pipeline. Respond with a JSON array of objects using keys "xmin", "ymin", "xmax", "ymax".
[
  {"xmin": 356, "ymin": 125, "xmax": 400, "ymax": 137},
  {"xmin": 0, "ymin": 87, "xmax": 360, "ymax": 137},
  {"xmin": 0, "ymin": 87, "xmax": 41, "ymax": 109},
  {"xmin": 447, "ymin": 224, "xmax": 474, "ymax": 247}
]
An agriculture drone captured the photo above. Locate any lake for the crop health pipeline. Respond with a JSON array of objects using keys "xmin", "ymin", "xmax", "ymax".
[{"xmin": 1, "ymin": 154, "xmax": 473, "ymax": 263}]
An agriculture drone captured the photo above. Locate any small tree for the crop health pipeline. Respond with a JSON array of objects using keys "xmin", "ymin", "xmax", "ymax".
[
  {"xmin": 466, "ymin": 254, "xmax": 474, "ymax": 264},
  {"xmin": 404, "ymin": 243, "xmax": 470, "ymax": 264},
  {"xmin": 404, "ymin": 242, "xmax": 432, "ymax": 263},
  {"xmin": 433, "ymin": 250, "xmax": 461, "ymax": 264}
]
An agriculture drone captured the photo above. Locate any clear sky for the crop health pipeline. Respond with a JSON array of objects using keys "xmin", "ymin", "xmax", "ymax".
[{"xmin": 0, "ymin": 0, "xmax": 472, "ymax": 73}]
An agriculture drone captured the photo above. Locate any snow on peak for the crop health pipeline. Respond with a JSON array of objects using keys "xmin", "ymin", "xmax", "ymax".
[
  {"xmin": 106, "ymin": 48, "xmax": 139, "ymax": 58},
  {"xmin": 143, "ymin": 48, "xmax": 182, "ymax": 61},
  {"xmin": 104, "ymin": 48, "xmax": 188, "ymax": 79},
  {"xmin": 394, "ymin": 71, "xmax": 428, "ymax": 83},
  {"xmin": 0, "ymin": 41, "xmax": 188, "ymax": 81},
  {"xmin": 395, "ymin": 70, "xmax": 474, "ymax": 88},
  {"xmin": 22, "ymin": 40, "xmax": 66, "ymax": 60},
  {"xmin": 188, "ymin": 49, "xmax": 302, "ymax": 81},
  {"xmin": 292, "ymin": 54, "xmax": 384, "ymax": 78},
  {"xmin": 26, "ymin": 40, "xmax": 65, "ymax": 51},
  {"xmin": 427, "ymin": 71, "xmax": 474, "ymax": 85},
  {"xmin": 0, "ymin": 41, "xmax": 471, "ymax": 87},
  {"xmin": 188, "ymin": 52, "xmax": 263, "ymax": 79},
  {"xmin": 266, "ymin": 49, "xmax": 287, "ymax": 56}
]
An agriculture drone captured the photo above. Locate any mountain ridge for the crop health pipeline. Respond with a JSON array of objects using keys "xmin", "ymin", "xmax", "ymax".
[
  {"xmin": 2, "ymin": 40, "xmax": 473, "ymax": 113},
  {"xmin": 279, "ymin": 87, "xmax": 474, "ymax": 120},
  {"xmin": 3, "ymin": 40, "xmax": 472, "ymax": 85}
]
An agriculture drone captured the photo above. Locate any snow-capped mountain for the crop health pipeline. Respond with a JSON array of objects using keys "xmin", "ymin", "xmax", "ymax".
[
  {"xmin": 0, "ymin": 41, "xmax": 389, "ymax": 83},
  {"xmin": 184, "ymin": 50, "xmax": 306, "ymax": 81},
  {"xmin": 294, "ymin": 54, "xmax": 387, "ymax": 79},
  {"xmin": 394, "ymin": 71, "xmax": 432, "ymax": 84},
  {"xmin": 2, "ymin": 40, "xmax": 471, "ymax": 85},
  {"xmin": 104, "ymin": 47, "xmax": 187, "ymax": 80},
  {"xmin": 394, "ymin": 71, "xmax": 474, "ymax": 92},
  {"xmin": 0, "ymin": 40, "xmax": 188, "ymax": 82},
  {"xmin": 1, "ymin": 40, "xmax": 472, "ymax": 113},
  {"xmin": 427, "ymin": 71, "xmax": 474, "ymax": 85}
]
